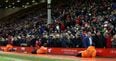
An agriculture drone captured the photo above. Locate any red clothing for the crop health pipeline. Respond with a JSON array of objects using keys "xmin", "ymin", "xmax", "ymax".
[
  {"xmin": 35, "ymin": 40, "xmax": 41, "ymax": 48},
  {"xmin": 105, "ymin": 36, "xmax": 112, "ymax": 48},
  {"xmin": 60, "ymin": 23, "xmax": 65, "ymax": 31},
  {"xmin": 76, "ymin": 16, "xmax": 81, "ymax": 25}
]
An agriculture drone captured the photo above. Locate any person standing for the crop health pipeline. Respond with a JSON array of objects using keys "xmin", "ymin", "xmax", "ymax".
[
  {"xmin": 112, "ymin": 34, "xmax": 116, "ymax": 48},
  {"xmin": 94, "ymin": 31, "xmax": 106, "ymax": 48},
  {"xmin": 105, "ymin": 32, "xmax": 112, "ymax": 48},
  {"xmin": 82, "ymin": 32, "xmax": 95, "ymax": 48}
]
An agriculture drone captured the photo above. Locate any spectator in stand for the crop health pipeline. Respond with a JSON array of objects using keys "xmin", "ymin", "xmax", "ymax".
[
  {"xmin": 94, "ymin": 31, "xmax": 106, "ymax": 48},
  {"xmin": 105, "ymin": 32, "xmax": 112, "ymax": 48},
  {"xmin": 0, "ymin": 35, "xmax": 6, "ymax": 46},
  {"xmin": 0, "ymin": 0, "xmax": 115, "ymax": 48},
  {"xmin": 82, "ymin": 32, "xmax": 95, "ymax": 48},
  {"xmin": 112, "ymin": 34, "xmax": 116, "ymax": 48}
]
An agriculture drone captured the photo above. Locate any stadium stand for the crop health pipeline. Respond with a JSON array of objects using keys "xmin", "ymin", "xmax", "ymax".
[{"xmin": 0, "ymin": 0, "xmax": 116, "ymax": 49}]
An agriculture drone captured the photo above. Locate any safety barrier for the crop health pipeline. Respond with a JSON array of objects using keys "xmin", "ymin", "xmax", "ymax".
[
  {"xmin": 0, "ymin": 46, "xmax": 116, "ymax": 57},
  {"xmin": 47, "ymin": 48, "xmax": 116, "ymax": 57}
]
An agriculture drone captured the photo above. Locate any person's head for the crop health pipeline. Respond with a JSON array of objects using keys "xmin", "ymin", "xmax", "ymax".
[
  {"xmin": 87, "ymin": 32, "xmax": 92, "ymax": 37},
  {"xmin": 104, "ymin": 32, "xmax": 111, "ymax": 37},
  {"xmin": 112, "ymin": 34, "xmax": 116, "ymax": 41},
  {"xmin": 96, "ymin": 31, "xmax": 101, "ymax": 36}
]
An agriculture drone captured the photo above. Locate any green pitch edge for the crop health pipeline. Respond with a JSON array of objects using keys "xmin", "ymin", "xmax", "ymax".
[{"xmin": 0, "ymin": 52, "xmax": 77, "ymax": 61}]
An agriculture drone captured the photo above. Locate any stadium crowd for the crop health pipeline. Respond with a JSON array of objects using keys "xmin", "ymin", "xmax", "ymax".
[{"xmin": 0, "ymin": 0, "xmax": 116, "ymax": 48}]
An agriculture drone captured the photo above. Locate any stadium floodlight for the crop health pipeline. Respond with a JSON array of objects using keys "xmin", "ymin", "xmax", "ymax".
[{"xmin": 47, "ymin": 0, "xmax": 52, "ymax": 24}]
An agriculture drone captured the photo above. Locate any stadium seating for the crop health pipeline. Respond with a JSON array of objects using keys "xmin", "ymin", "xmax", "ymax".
[{"xmin": 0, "ymin": 0, "xmax": 115, "ymax": 48}]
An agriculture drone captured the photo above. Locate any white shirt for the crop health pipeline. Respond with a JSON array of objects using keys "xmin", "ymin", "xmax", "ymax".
[{"xmin": 89, "ymin": 37, "xmax": 92, "ymax": 45}]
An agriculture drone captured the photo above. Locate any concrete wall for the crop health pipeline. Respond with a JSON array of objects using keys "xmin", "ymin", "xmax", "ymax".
[{"xmin": 0, "ymin": 8, "xmax": 22, "ymax": 19}]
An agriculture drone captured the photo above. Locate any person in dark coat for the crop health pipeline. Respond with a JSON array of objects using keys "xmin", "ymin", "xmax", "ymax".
[
  {"xmin": 82, "ymin": 32, "xmax": 95, "ymax": 48},
  {"xmin": 93, "ymin": 31, "xmax": 106, "ymax": 48}
]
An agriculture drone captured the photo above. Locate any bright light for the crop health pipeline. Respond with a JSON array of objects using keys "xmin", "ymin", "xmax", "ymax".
[{"xmin": 89, "ymin": 13, "xmax": 91, "ymax": 16}]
